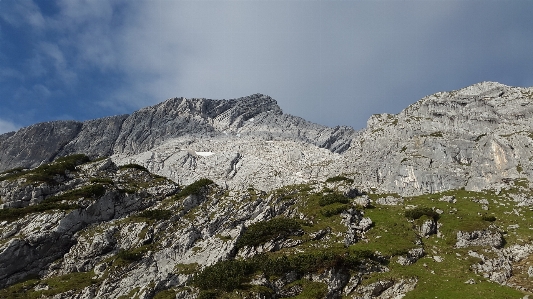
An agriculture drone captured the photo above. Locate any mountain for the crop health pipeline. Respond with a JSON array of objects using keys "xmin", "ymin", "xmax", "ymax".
[{"xmin": 1, "ymin": 82, "xmax": 533, "ymax": 298}]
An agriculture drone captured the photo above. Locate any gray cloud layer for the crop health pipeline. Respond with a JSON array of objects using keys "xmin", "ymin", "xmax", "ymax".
[{"xmin": 1, "ymin": 0, "xmax": 533, "ymax": 132}]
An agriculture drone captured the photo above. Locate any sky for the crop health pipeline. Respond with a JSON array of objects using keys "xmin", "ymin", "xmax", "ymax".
[{"xmin": 1, "ymin": 0, "xmax": 533, "ymax": 134}]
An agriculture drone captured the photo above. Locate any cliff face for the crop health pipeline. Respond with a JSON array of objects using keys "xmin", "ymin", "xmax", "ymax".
[{"xmin": 345, "ymin": 81, "xmax": 533, "ymax": 195}]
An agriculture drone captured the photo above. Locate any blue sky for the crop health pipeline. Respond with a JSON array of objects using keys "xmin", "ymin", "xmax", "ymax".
[{"xmin": 1, "ymin": 0, "xmax": 533, "ymax": 134}]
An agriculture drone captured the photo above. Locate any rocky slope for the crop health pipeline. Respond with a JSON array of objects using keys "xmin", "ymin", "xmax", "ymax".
[
  {"xmin": 1, "ymin": 82, "xmax": 533, "ymax": 298},
  {"xmin": 3, "ymin": 82, "xmax": 533, "ymax": 196},
  {"xmin": 0, "ymin": 94, "xmax": 355, "ymax": 172},
  {"xmin": 1, "ymin": 155, "xmax": 532, "ymax": 298}
]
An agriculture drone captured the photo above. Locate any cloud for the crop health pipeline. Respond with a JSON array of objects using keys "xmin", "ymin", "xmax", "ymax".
[
  {"xmin": 0, "ymin": 0, "xmax": 45, "ymax": 28},
  {"xmin": 0, "ymin": 118, "xmax": 19, "ymax": 134},
  {"xmin": 2, "ymin": 0, "xmax": 533, "ymax": 129}
]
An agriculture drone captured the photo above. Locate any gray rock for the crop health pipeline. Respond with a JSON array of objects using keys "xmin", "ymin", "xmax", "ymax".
[
  {"xmin": 397, "ymin": 248, "xmax": 425, "ymax": 266},
  {"xmin": 418, "ymin": 218, "xmax": 437, "ymax": 238},
  {"xmin": 456, "ymin": 228, "xmax": 504, "ymax": 248},
  {"xmin": 375, "ymin": 196, "xmax": 404, "ymax": 206}
]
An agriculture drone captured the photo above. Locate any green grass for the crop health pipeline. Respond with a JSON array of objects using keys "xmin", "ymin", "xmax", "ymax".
[
  {"xmin": 0, "ymin": 271, "xmax": 98, "ymax": 298},
  {"xmin": 0, "ymin": 154, "xmax": 90, "ymax": 184}
]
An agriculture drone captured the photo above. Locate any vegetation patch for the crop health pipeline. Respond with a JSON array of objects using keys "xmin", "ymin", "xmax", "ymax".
[
  {"xmin": 27, "ymin": 154, "xmax": 90, "ymax": 184},
  {"xmin": 236, "ymin": 217, "xmax": 302, "ymax": 248},
  {"xmin": 0, "ymin": 202, "xmax": 77, "ymax": 222},
  {"xmin": 318, "ymin": 193, "xmax": 350, "ymax": 206},
  {"xmin": 0, "ymin": 154, "xmax": 90, "ymax": 184},
  {"xmin": 115, "ymin": 245, "xmax": 153, "ymax": 265},
  {"xmin": 119, "ymin": 163, "xmax": 149, "ymax": 172},
  {"xmin": 175, "ymin": 178, "xmax": 214, "ymax": 199},
  {"xmin": 0, "ymin": 271, "xmax": 98, "ymax": 298},
  {"xmin": 481, "ymin": 215, "xmax": 497, "ymax": 222},
  {"xmin": 320, "ymin": 203, "xmax": 350, "ymax": 217},
  {"xmin": 89, "ymin": 177, "xmax": 114, "ymax": 185},
  {"xmin": 325, "ymin": 176, "xmax": 354, "ymax": 184},
  {"xmin": 193, "ymin": 249, "xmax": 374, "ymax": 293},
  {"xmin": 45, "ymin": 184, "xmax": 106, "ymax": 203},
  {"xmin": 404, "ymin": 207, "xmax": 439, "ymax": 220},
  {"xmin": 153, "ymin": 289, "xmax": 177, "ymax": 299},
  {"xmin": 137, "ymin": 209, "xmax": 172, "ymax": 221}
]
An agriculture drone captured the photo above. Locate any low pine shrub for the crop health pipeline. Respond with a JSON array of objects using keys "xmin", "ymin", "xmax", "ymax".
[
  {"xmin": 176, "ymin": 178, "xmax": 214, "ymax": 199},
  {"xmin": 45, "ymin": 184, "xmax": 106, "ymax": 203},
  {"xmin": 119, "ymin": 164, "xmax": 148, "ymax": 171},
  {"xmin": 325, "ymin": 176, "xmax": 354, "ymax": 184},
  {"xmin": 318, "ymin": 193, "xmax": 350, "ymax": 206},
  {"xmin": 236, "ymin": 217, "xmax": 302, "ymax": 248},
  {"xmin": 481, "ymin": 215, "xmax": 497, "ymax": 222}
]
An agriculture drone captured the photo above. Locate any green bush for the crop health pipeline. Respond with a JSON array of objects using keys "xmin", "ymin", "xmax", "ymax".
[
  {"xmin": 137, "ymin": 209, "xmax": 172, "ymax": 220},
  {"xmin": 236, "ymin": 217, "xmax": 302, "ymax": 248},
  {"xmin": 89, "ymin": 178, "xmax": 114, "ymax": 185},
  {"xmin": 481, "ymin": 215, "xmax": 497, "ymax": 222},
  {"xmin": 0, "ymin": 202, "xmax": 78, "ymax": 222},
  {"xmin": 404, "ymin": 207, "xmax": 439, "ymax": 220},
  {"xmin": 0, "ymin": 167, "xmax": 28, "ymax": 182},
  {"xmin": 119, "ymin": 164, "xmax": 148, "ymax": 171},
  {"xmin": 197, "ymin": 290, "xmax": 221, "ymax": 299},
  {"xmin": 318, "ymin": 193, "xmax": 350, "ymax": 206},
  {"xmin": 116, "ymin": 245, "xmax": 151, "ymax": 263},
  {"xmin": 27, "ymin": 154, "xmax": 90, "ymax": 184},
  {"xmin": 325, "ymin": 176, "xmax": 354, "ymax": 184},
  {"xmin": 176, "ymin": 178, "xmax": 214, "ymax": 199},
  {"xmin": 45, "ymin": 184, "xmax": 106, "ymax": 203},
  {"xmin": 193, "ymin": 249, "xmax": 374, "ymax": 292},
  {"xmin": 320, "ymin": 203, "xmax": 350, "ymax": 217},
  {"xmin": 193, "ymin": 259, "xmax": 254, "ymax": 291},
  {"xmin": 152, "ymin": 290, "xmax": 177, "ymax": 299}
]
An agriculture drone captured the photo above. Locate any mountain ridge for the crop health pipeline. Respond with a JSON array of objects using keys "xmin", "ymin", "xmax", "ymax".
[{"xmin": 2, "ymin": 81, "xmax": 533, "ymax": 298}]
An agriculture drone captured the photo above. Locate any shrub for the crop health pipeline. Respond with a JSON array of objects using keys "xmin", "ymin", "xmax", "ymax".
[
  {"xmin": 320, "ymin": 203, "xmax": 350, "ymax": 217},
  {"xmin": 116, "ymin": 245, "xmax": 151, "ymax": 263},
  {"xmin": 0, "ymin": 167, "xmax": 28, "ymax": 182},
  {"xmin": 89, "ymin": 178, "xmax": 114, "ymax": 185},
  {"xmin": 45, "ymin": 184, "xmax": 106, "ymax": 203},
  {"xmin": 137, "ymin": 209, "xmax": 172, "ymax": 220},
  {"xmin": 193, "ymin": 249, "xmax": 374, "ymax": 292},
  {"xmin": 481, "ymin": 215, "xmax": 497, "ymax": 222},
  {"xmin": 153, "ymin": 290, "xmax": 177, "ymax": 299},
  {"xmin": 176, "ymin": 178, "xmax": 214, "ymax": 199},
  {"xmin": 236, "ymin": 217, "xmax": 302, "ymax": 248},
  {"xmin": 27, "ymin": 154, "xmax": 90, "ymax": 183},
  {"xmin": 404, "ymin": 207, "xmax": 439, "ymax": 220},
  {"xmin": 119, "ymin": 164, "xmax": 148, "ymax": 171},
  {"xmin": 318, "ymin": 193, "xmax": 350, "ymax": 206},
  {"xmin": 325, "ymin": 176, "xmax": 354, "ymax": 184},
  {"xmin": 0, "ymin": 202, "xmax": 78, "ymax": 222}
]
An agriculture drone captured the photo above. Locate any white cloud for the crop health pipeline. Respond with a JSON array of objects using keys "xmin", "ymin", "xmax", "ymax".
[
  {"xmin": 3, "ymin": 0, "xmax": 533, "ymax": 129},
  {"xmin": 0, "ymin": 119, "xmax": 19, "ymax": 134}
]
